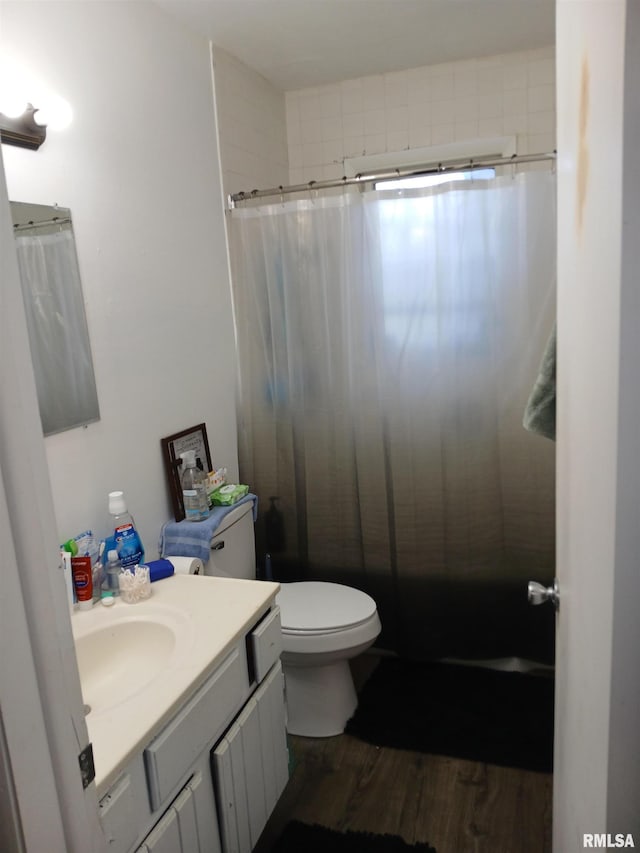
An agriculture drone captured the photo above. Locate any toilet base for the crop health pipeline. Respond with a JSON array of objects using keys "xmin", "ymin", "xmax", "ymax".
[{"xmin": 282, "ymin": 659, "xmax": 358, "ymax": 737}]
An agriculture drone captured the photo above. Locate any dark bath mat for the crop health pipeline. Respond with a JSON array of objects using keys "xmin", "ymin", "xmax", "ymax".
[
  {"xmin": 345, "ymin": 658, "xmax": 554, "ymax": 773},
  {"xmin": 270, "ymin": 820, "xmax": 437, "ymax": 853}
]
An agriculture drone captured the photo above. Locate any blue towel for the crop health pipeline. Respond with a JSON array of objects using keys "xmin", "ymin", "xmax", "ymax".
[{"xmin": 158, "ymin": 494, "xmax": 259, "ymax": 564}]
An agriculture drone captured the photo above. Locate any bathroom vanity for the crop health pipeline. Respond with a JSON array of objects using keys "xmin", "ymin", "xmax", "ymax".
[{"xmin": 72, "ymin": 575, "xmax": 288, "ymax": 853}]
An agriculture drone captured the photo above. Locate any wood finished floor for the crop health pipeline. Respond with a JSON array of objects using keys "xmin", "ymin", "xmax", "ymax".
[
  {"xmin": 255, "ymin": 733, "xmax": 552, "ymax": 853},
  {"xmin": 255, "ymin": 654, "xmax": 552, "ymax": 853}
]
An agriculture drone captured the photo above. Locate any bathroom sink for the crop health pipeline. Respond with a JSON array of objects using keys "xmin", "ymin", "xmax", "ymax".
[
  {"xmin": 69, "ymin": 574, "xmax": 280, "ymax": 796},
  {"xmin": 72, "ymin": 603, "xmax": 195, "ymax": 716}
]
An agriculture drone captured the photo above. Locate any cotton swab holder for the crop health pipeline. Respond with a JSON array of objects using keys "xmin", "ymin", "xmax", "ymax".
[{"xmin": 118, "ymin": 565, "xmax": 152, "ymax": 603}]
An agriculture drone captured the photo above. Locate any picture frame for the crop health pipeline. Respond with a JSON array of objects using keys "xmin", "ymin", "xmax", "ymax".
[{"xmin": 161, "ymin": 423, "xmax": 212, "ymax": 522}]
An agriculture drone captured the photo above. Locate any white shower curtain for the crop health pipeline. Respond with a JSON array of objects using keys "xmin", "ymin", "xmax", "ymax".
[
  {"xmin": 14, "ymin": 228, "xmax": 99, "ymax": 436},
  {"xmin": 230, "ymin": 171, "xmax": 556, "ymax": 659}
]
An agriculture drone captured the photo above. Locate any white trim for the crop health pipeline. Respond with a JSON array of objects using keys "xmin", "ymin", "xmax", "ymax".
[
  {"xmin": 0, "ymin": 149, "xmax": 67, "ymax": 852},
  {"xmin": 344, "ymin": 136, "xmax": 517, "ymax": 177},
  {"xmin": 0, "ymin": 146, "xmax": 106, "ymax": 852},
  {"xmin": 0, "ymin": 713, "xmax": 23, "ymax": 853},
  {"xmin": 0, "ymin": 473, "xmax": 65, "ymax": 851}
]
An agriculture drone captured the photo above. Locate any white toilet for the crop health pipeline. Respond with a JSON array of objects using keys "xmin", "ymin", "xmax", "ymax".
[
  {"xmin": 276, "ymin": 580, "xmax": 381, "ymax": 736},
  {"xmin": 203, "ymin": 502, "xmax": 382, "ymax": 737}
]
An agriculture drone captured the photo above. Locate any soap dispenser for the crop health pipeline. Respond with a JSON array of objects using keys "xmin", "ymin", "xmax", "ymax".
[
  {"xmin": 265, "ymin": 496, "xmax": 285, "ymax": 552},
  {"xmin": 180, "ymin": 450, "xmax": 209, "ymax": 522}
]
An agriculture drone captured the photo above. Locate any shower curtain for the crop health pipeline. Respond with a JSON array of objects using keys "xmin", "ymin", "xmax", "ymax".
[
  {"xmin": 14, "ymin": 228, "xmax": 99, "ymax": 436},
  {"xmin": 229, "ymin": 171, "xmax": 557, "ymax": 661}
]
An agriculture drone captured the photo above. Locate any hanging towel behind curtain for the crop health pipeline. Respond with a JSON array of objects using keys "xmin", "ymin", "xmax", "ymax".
[{"xmin": 523, "ymin": 322, "xmax": 556, "ymax": 441}]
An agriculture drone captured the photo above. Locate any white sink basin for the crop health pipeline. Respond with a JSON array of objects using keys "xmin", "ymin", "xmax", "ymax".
[
  {"xmin": 76, "ymin": 619, "xmax": 178, "ymax": 714},
  {"xmin": 72, "ymin": 601, "xmax": 195, "ymax": 716}
]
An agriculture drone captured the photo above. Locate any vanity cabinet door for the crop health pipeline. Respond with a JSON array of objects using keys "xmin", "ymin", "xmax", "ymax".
[
  {"xmin": 137, "ymin": 805, "xmax": 180, "ymax": 853},
  {"xmin": 212, "ymin": 662, "xmax": 289, "ymax": 853},
  {"xmin": 256, "ymin": 662, "xmax": 290, "ymax": 812},
  {"xmin": 186, "ymin": 769, "xmax": 222, "ymax": 853},
  {"xmin": 136, "ymin": 771, "xmax": 222, "ymax": 853},
  {"xmin": 99, "ymin": 770, "xmax": 140, "ymax": 853},
  {"xmin": 213, "ymin": 723, "xmax": 249, "ymax": 853}
]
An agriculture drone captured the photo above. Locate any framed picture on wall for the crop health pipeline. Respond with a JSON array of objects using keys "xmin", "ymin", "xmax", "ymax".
[{"xmin": 161, "ymin": 423, "xmax": 212, "ymax": 522}]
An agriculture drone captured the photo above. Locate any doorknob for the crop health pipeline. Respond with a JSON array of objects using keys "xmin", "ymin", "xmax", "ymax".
[{"xmin": 528, "ymin": 578, "xmax": 559, "ymax": 611}]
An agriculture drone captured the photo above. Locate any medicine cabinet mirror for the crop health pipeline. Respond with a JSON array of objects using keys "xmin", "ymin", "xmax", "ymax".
[{"xmin": 10, "ymin": 201, "xmax": 100, "ymax": 436}]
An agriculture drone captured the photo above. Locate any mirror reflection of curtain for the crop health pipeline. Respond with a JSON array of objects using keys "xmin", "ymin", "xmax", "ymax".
[
  {"xmin": 230, "ymin": 172, "xmax": 556, "ymax": 661},
  {"xmin": 14, "ymin": 228, "xmax": 100, "ymax": 436}
]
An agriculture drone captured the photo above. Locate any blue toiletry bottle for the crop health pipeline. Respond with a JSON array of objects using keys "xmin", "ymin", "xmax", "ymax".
[{"xmin": 108, "ymin": 490, "xmax": 145, "ymax": 570}]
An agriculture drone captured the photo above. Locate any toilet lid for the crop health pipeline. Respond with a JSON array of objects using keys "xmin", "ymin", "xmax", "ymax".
[{"xmin": 277, "ymin": 581, "xmax": 378, "ymax": 632}]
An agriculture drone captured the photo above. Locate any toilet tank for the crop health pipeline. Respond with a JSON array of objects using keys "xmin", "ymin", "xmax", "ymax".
[{"xmin": 204, "ymin": 502, "xmax": 256, "ymax": 580}]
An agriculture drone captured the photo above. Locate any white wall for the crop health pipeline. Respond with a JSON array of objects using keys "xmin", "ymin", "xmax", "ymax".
[
  {"xmin": 2, "ymin": 1, "xmax": 237, "ymax": 555},
  {"xmin": 286, "ymin": 46, "xmax": 555, "ymax": 183},
  {"xmin": 213, "ymin": 47, "xmax": 289, "ymax": 198}
]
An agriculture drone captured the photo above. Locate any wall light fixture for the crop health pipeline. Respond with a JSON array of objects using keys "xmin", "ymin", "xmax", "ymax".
[{"xmin": 0, "ymin": 103, "xmax": 47, "ymax": 150}]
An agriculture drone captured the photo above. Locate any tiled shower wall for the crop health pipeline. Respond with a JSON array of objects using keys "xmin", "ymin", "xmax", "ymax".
[
  {"xmin": 213, "ymin": 47, "xmax": 289, "ymax": 199},
  {"xmin": 213, "ymin": 46, "xmax": 555, "ymax": 197},
  {"xmin": 286, "ymin": 46, "xmax": 555, "ymax": 184}
]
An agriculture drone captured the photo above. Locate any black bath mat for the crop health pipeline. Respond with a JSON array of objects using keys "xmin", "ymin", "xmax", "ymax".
[
  {"xmin": 345, "ymin": 658, "xmax": 553, "ymax": 773},
  {"xmin": 271, "ymin": 821, "xmax": 437, "ymax": 853}
]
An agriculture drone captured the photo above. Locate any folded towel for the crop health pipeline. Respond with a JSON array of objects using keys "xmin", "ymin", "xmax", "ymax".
[
  {"xmin": 523, "ymin": 322, "xmax": 556, "ymax": 441},
  {"xmin": 158, "ymin": 494, "xmax": 258, "ymax": 565}
]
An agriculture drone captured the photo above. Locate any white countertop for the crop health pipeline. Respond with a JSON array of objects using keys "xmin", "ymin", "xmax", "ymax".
[{"xmin": 71, "ymin": 574, "xmax": 279, "ymax": 797}]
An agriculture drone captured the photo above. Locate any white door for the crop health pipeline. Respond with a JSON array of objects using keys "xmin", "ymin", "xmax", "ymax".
[
  {"xmin": 0, "ymin": 141, "xmax": 105, "ymax": 850},
  {"xmin": 553, "ymin": 1, "xmax": 640, "ymax": 848}
]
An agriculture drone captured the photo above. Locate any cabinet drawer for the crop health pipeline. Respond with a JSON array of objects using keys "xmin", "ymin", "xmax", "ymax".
[
  {"xmin": 145, "ymin": 647, "xmax": 247, "ymax": 810},
  {"xmin": 249, "ymin": 607, "xmax": 282, "ymax": 683}
]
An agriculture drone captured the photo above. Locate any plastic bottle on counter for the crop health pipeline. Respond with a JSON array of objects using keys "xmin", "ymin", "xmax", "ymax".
[
  {"xmin": 105, "ymin": 549, "xmax": 122, "ymax": 595},
  {"xmin": 180, "ymin": 450, "xmax": 209, "ymax": 522},
  {"xmin": 108, "ymin": 490, "xmax": 145, "ymax": 570}
]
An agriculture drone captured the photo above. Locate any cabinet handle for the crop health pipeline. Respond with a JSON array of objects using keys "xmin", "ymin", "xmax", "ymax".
[{"xmin": 211, "ymin": 541, "xmax": 225, "ymax": 551}]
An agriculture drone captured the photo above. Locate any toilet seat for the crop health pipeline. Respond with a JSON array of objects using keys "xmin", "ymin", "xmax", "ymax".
[
  {"xmin": 277, "ymin": 581, "xmax": 377, "ymax": 634},
  {"xmin": 277, "ymin": 581, "xmax": 381, "ymax": 658}
]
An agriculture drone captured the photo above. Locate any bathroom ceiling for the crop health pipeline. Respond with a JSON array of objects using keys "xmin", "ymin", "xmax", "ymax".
[{"xmin": 155, "ymin": 0, "xmax": 555, "ymax": 91}]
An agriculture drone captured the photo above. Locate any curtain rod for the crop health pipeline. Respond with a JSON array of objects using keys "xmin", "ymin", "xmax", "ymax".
[
  {"xmin": 228, "ymin": 151, "xmax": 556, "ymax": 207},
  {"xmin": 13, "ymin": 216, "xmax": 72, "ymax": 232}
]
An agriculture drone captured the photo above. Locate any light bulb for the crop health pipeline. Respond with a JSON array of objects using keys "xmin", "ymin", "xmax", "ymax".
[{"xmin": 33, "ymin": 95, "xmax": 72, "ymax": 130}]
